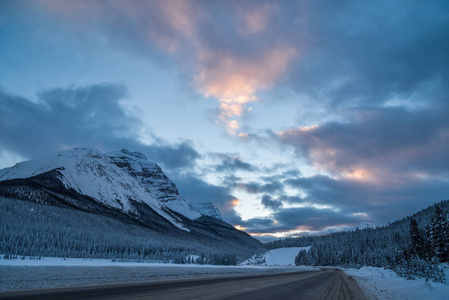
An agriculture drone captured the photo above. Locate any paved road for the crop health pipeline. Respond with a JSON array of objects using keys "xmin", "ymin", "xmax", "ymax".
[{"xmin": 0, "ymin": 269, "xmax": 367, "ymax": 300}]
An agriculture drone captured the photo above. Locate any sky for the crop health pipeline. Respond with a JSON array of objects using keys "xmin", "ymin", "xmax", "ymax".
[{"xmin": 1, "ymin": 0, "xmax": 449, "ymax": 242}]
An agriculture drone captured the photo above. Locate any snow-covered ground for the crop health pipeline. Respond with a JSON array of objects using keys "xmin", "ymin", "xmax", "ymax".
[
  {"xmin": 0, "ymin": 255, "xmax": 317, "ymax": 292},
  {"xmin": 243, "ymin": 247, "xmax": 311, "ymax": 266},
  {"xmin": 345, "ymin": 266, "xmax": 449, "ymax": 300}
]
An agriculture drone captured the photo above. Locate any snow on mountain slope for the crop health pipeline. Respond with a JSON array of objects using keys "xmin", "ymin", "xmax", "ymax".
[
  {"xmin": 0, "ymin": 147, "xmax": 187, "ymax": 230},
  {"xmin": 107, "ymin": 149, "xmax": 201, "ymax": 220},
  {"xmin": 243, "ymin": 247, "xmax": 311, "ymax": 266},
  {"xmin": 191, "ymin": 203, "xmax": 223, "ymax": 220}
]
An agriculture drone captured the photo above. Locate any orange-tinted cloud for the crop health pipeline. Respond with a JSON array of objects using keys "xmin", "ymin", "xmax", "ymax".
[
  {"xmin": 234, "ymin": 225, "xmax": 246, "ymax": 230},
  {"xmin": 196, "ymin": 47, "xmax": 296, "ymax": 134},
  {"xmin": 231, "ymin": 198, "xmax": 242, "ymax": 206}
]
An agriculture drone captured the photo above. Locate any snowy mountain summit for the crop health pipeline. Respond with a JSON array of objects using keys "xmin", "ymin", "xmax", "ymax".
[
  {"xmin": 0, "ymin": 148, "xmax": 221, "ymax": 230},
  {"xmin": 107, "ymin": 149, "xmax": 202, "ymax": 220}
]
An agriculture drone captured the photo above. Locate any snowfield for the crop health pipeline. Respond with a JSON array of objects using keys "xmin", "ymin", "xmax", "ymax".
[
  {"xmin": 0, "ymin": 255, "xmax": 317, "ymax": 292},
  {"xmin": 345, "ymin": 266, "xmax": 449, "ymax": 300},
  {"xmin": 243, "ymin": 247, "xmax": 311, "ymax": 266},
  {"xmin": 263, "ymin": 247, "xmax": 311, "ymax": 266}
]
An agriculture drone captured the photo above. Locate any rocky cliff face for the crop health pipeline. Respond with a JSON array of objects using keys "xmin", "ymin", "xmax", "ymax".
[{"xmin": 107, "ymin": 149, "xmax": 202, "ymax": 220}]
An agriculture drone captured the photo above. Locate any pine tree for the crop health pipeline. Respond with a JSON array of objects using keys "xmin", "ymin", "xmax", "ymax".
[
  {"xmin": 409, "ymin": 218, "xmax": 426, "ymax": 258},
  {"xmin": 430, "ymin": 206, "xmax": 448, "ymax": 262}
]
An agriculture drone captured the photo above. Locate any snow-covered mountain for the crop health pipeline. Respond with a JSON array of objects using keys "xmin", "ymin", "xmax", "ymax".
[
  {"xmin": 0, "ymin": 147, "xmax": 262, "ymax": 263},
  {"xmin": 0, "ymin": 148, "xmax": 224, "ymax": 231},
  {"xmin": 0, "ymin": 147, "xmax": 189, "ymax": 230}
]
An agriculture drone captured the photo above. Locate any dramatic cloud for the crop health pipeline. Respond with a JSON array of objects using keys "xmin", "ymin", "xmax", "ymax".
[
  {"xmin": 2, "ymin": 1, "xmax": 449, "ymax": 238},
  {"xmin": 277, "ymin": 104, "xmax": 449, "ymax": 183},
  {"xmin": 283, "ymin": 0, "xmax": 449, "ymax": 108},
  {"xmin": 0, "ymin": 84, "xmax": 199, "ymax": 169},
  {"xmin": 234, "ymin": 100, "xmax": 449, "ymax": 235},
  {"xmin": 284, "ymin": 174, "xmax": 449, "ymax": 225},
  {"xmin": 28, "ymin": 0, "xmax": 297, "ymax": 135}
]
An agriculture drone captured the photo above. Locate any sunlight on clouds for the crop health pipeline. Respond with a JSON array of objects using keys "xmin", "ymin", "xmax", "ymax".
[
  {"xmin": 233, "ymin": 191, "xmax": 272, "ymax": 220},
  {"xmin": 277, "ymin": 125, "xmax": 320, "ymax": 136},
  {"xmin": 231, "ymin": 198, "xmax": 242, "ymax": 206},
  {"xmin": 196, "ymin": 47, "xmax": 296, "ymax": 134},
  {"xmin": 341, "ymin": 168, "xmax": 376, "ymax": 182},
  {"xmin": 298, "ymin": 125, "xmax": 320, "ymax": 132},
  {"xmin": 40, "ymin": 1, "xmax": 296, "ymax": 136},
  {"xmin": 249, "ymin": 223, "xmax": 357, "ymax": 239},
  {"xmin": 234, "ymin": 225, "xmax": 246, "ymax": 231},
  {"xmin": 353, "ymin": 212, "xmax": 369, "ymax": 218},
  {"xmin": 250, "ymin": 226, "xmax": 314, "ymax": 238},
  {"xmin": 282, "ymin": 202, "xmax": 340, "ymax": 212}
]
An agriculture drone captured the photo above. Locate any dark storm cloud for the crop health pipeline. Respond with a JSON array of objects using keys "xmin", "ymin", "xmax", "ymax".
[
  {"xmin": 285, "ymin": 174, "xmax": 449, "ymax": 226},
  {"xmin": 143, "ymin": 142, "xmax": 200, "ymax": 170},
  {"xmin": 172, "ymin": 174, "xmax": 234, "ymax": 205},
  {"xmin": 282, "ymin": 0, "xmax": 449, "ymax": 107},
  {"xmin": 240, "ymin": 217, "xmax": 275, "ymax": 232},
  {"xmin": 0, "ymin": 84, "xmax": 199, "ymax": 169},
  {"xmin": 260, "ymin": 194, "xmax": 283, "ymax": 210},
  {"xmin": 273, "ymin": 207, "xmax": 362, "ymax": 232}
]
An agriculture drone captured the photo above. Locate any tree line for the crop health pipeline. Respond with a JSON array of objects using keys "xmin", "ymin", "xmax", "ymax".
[{"xmin": 267, "ymin": 200, "xmax": 448, "ymax": 282}]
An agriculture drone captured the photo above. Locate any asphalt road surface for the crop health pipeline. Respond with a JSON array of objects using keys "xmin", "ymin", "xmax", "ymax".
[{"xmin": 0, "ymin": 269, "xmax": 367, "ymax": 300}]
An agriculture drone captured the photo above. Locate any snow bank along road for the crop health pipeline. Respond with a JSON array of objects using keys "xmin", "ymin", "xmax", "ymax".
[{"xmin": 0, "ymin": 269, "xmax": 366, "ymax": 300}]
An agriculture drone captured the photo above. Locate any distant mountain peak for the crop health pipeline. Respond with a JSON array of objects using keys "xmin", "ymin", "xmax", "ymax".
[{"xmin": 191, "ymin": 202, "xmax": 223, "ymax": 220}]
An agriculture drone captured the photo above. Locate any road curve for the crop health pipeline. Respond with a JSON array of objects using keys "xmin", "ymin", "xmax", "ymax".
[{"xmin": 0, "ymin": 269, "xmax": 367, "ymax": 300}]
